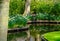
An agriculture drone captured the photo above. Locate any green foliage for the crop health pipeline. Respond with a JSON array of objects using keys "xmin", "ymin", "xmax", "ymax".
[
  {"xmin": 10, "ymin": 0, "xmax": 60, "ymax": 20},
  {"xmin": 8, "ymin": 15, "xmax": 27, "ymax": 28},
  {"xmin": 31, "ymin": 0, "xmax": 60, "ymax": 20},
  {"xmin": 36, "ymin": 13, "xmax": 57, "ymax": 20},
  {"xmin": 36, "ymin": 13, "xmax": 49, "ymax": 20},
  {"xmin": 31, "ymin": 0, "xmax": 54, "ymax": 13},
  {"xmin": 49, "ymin": 3, "xmax": 60, "ymax": 15},
  {"xmin": 9, "ymin": 0, "xmax": 25, "ymax": 16}
]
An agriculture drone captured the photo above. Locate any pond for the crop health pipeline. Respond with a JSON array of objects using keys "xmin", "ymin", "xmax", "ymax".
[{"xmin": 43, "ymin": 31, "xmax": 60, "ymax": 41}]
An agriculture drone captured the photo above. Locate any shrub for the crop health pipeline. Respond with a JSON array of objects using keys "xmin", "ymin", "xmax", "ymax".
[{"xmin": 8, "ymin": 15, "xmax": 27, "ymax": 28}]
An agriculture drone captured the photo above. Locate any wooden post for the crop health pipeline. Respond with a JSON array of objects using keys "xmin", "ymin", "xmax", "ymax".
[{"xmin": 0, "ymin": 0, "xmax": 9, "ymax": 41}]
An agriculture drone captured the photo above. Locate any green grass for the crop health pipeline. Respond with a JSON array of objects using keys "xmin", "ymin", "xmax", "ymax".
[{"xmin": 43, "ymin": 31, "xmax": 60, "ymax": 41}]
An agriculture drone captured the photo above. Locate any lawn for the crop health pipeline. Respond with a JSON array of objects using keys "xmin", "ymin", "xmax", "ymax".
[{"xmin": 43, "ymin": 31, "xmax": 60, "ymax": 41}]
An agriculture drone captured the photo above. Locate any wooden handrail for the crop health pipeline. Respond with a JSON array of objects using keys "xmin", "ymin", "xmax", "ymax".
[
  {"xmin": 8, "ymin": 20, "xmax": 60, "ymax": 33},
  {"xmin": 8, "ymin": 27, "xmax": 29, "ymax": 33},
  {"xmin": 27, "ymin": 20, "xmax": 60, "ymax": 24}
]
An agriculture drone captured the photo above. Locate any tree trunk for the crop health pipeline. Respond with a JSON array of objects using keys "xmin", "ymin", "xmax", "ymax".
[
  {"xmin": 23, "ymin": 0, "xmax": 31, "ymax": 16},
  {"xmin": 0, "ymin": 0, "xmax": 9, "ymax": 41},
  {"xmin": 23, "ymin": 0, "xmax": 31, "ymax": 40}
]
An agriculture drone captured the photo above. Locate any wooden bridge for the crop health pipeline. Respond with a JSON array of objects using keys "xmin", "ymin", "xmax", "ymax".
[{"xmin": 8, "ymin": 20, "xmax": 60, "ymax": 33}]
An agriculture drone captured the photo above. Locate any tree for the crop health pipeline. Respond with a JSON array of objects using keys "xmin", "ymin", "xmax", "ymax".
[
  {"xmin": 23, "ymin": 0, "xmax": 31, "ymax": 17},
  {"xmin": 23, "ymin": 0, "xmax": 31, "ymax": 41},
  {"xmin": 0, "ymin": 0, "xmax": 9, "ymax": 41}
]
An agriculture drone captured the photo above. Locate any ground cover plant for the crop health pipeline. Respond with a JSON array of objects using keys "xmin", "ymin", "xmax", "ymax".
[{"xmin": 44, "ymin": 31, "xmax": 60, "ymax": 41}]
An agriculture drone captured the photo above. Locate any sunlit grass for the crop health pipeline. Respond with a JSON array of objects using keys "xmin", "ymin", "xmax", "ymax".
[{"xmin": 44, "ymin": 31, "xmax": 60, "ymax": 41}]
